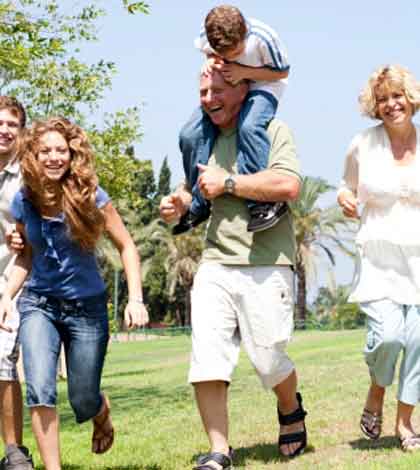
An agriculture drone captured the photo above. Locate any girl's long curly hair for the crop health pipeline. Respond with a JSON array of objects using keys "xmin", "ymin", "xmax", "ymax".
[{"xmin": 20, "ymin": 117, "xmax": 105, "ymax": 251}]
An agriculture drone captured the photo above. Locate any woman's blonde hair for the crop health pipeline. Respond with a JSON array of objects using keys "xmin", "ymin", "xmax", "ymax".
[
  {"xmin": 359, "ymin": 64, "xmax": 420, "ymax": 119},
  {"xmin": 20, "ymin": 117, "xmax": 105, "ymax": 251}
]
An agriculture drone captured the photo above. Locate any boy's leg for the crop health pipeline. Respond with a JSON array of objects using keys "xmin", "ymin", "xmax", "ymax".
[
  {"xmin": 237, "ymin": 91, "xmax": 277, "ymax": 176},
  {"xmin": 30, "ymin": 407, "xmax": 60, "ymax": 470},
  {"xmin": 236, "ymin": 91, "xmax": 287, "ymax": 232},
  {"xmin": 0, "ymin": 304, "xmax": 34, "ymax": 469},
  {"xmin": 0, "ymin": 382, "xmax": 23, "ymax": 447},
  {"xmin": 176, "ymin": 108, "xmax": 217, "ymax": 234}
]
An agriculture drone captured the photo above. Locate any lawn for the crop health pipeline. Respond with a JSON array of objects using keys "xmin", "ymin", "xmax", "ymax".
[{"xmin": 21, "ymin": 330, "xmax": 420, "ymax": 469}]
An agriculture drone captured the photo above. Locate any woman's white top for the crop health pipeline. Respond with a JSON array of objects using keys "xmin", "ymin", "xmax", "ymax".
[{"xmin": 339, "ymin": 123, "xmax": 420, "ymax": 304}]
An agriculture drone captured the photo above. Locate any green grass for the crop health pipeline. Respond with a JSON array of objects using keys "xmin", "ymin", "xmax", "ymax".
[{"xmin": 21, "ymin": 330, "xmax": 420, "ymax": 469}]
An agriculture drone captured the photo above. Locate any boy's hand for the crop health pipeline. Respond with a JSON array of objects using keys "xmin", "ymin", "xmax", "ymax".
[
  {"xmin": 6, "ymin": 228, "xmax": 24, "ymax": 253},
  {"xmin": 220, "ymin": 63, "xmax": 246, "ymax": 85},
  {"xmin": 0, "ymin": 294, "xmax": 14, "ymax": 333},
  {"xmin": 201, "ymin": 56, "xmax": 225, "ymax": 75},
  {"xmin": 197, "ymin": 163, "xmax": 227, "ymax": 200}
]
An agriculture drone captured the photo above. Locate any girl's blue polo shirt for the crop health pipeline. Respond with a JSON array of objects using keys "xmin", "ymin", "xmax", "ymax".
[{"xmin": 11, "ymin": 186, "xmax": 110, "ymax": 299}]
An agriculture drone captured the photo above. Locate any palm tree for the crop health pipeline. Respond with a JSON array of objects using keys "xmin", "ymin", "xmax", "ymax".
[
  {"xmin": 289, "ymin": 176, "xmax": 356, "ymax": 328},
  {"xmin": 144, "ymin": 219, "xmax": 204, "ymax": 325}
]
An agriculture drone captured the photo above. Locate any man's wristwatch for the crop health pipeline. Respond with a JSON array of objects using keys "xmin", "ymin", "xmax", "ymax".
[{"xmin": 224, "ymin": 174, "xmax": 236, "ymax": 194}]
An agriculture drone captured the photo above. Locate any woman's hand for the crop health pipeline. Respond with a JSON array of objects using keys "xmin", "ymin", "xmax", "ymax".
[
  {"xmin": 123, "ymin": 300, "xmax": 149, "ymax": 330},
  {"xmin": 0, "ymin": 293, "xmax": 14, "ymax": 333},
  {"xmin": 338, "ymin": 190, "xmax": 359, "ymax": 218}
]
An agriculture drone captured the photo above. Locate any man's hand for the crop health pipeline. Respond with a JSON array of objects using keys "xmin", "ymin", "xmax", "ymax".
[
  {"xmin": 159, "ymin": 193, "xmax": 187, "ymax": 223},
  {"xmin": 197, "ymin": 163, "xmax": 227, "ymax": 200},
  {"xmin": 338, "ymin": 190, "xmax": 359, "ymax": 218},
  {"xmin": 220, "ymin": 63, "xmax": 246, "ymax": 85}
]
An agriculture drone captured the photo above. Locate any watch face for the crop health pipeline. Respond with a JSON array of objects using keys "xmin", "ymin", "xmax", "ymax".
[{"xmin": 225, "ymin": 176, "xmax": 235, "ymax": 193}]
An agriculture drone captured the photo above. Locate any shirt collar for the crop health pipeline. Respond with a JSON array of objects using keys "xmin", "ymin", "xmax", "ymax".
[{"xmin": 1, "ymin": 157, "xmax": 19, "ymax": 175}]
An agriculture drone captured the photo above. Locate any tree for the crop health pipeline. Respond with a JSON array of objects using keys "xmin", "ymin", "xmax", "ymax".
[
  {"xmin": 0, "ymin": 1, "xmax": 155, "ymax": 330},
  {"xmin": 157, "ymin": 156, "xmax": 171, "ymax": 199},
  {"xmin": 144, "ymin": 220, "xmax": 204, "ymax": 326},
  {"xmin": 289, "ymin": 177, "xmax": 356, "ymax": 328},
  {"xmin": 312, "ymin": 277, "xmax": 364, "ymax": 330},
  {"xmin": 0, "ymin": 1, "xmax": 149, "ymax": 99}
]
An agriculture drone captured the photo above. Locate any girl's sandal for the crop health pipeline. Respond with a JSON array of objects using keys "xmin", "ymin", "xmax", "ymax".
[
  {"xmin": 360, "ymin": 408, "xmax": 382, "ymax": 440},
  {"xmin": 92, "ymin": 394, "xmax": 114, "ymax": 454}
]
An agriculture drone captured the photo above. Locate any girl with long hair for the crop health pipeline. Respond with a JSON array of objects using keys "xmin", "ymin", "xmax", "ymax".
[{"xmin": 0, "ymin": 117, "xmax": 148, "ymax": 469}]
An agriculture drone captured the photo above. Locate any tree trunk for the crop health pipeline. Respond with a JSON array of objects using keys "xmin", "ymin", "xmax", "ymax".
[
  {"xmin": 174, "ymin": 306, "xmax": 182, "ymax": 326},
  {"xmin": 295, "ymin": 259, "xmax": 307, "ymax": 329},
  {"xmin": 184, "ymin": 287, "xmax": 192, "ymax": 326}
]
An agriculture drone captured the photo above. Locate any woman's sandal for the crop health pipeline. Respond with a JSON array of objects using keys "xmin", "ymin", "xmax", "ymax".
[
  {"xmin": 360, "ymin": 408, "xmax": 382, "ymax": 440},
  {"xmin": 278, "ymin": 392, "xmax": 307, "ymax": 458},
  {"xmin": 399, "ymin": 435, "xmax": 420, "ymax": 452},
  {"xmin": 193, "ymin": 448, "xmax": 233, "ymax": 470},
  {"xmin": 92, "ymin": 393, "xmax": 114, "ymax": 454}
]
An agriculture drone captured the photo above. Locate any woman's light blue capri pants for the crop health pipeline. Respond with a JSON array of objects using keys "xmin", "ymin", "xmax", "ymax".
[{"xmin": 361, "ymin": 299, "xmax": 420, "ymax": 406}]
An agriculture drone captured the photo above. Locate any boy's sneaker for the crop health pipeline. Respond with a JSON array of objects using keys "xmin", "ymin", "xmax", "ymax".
[
  {"xmin": 0, "ymin": 445, "xmax": 34, "ymax": 470},
  {"xmin": 247, "ymin": 202, "xmax": 289, "ymax": 233},
  {"xmin": 172, "ymin": 207, "xmax": 211, "ymax": 235}
]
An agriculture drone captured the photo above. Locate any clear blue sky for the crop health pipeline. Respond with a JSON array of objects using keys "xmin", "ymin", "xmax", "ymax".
[{"xmin": 83, "ymin": 1, "xmax": 420, "ymax": 290}]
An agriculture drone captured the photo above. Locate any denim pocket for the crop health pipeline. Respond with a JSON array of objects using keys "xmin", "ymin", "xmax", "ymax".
[{"xmin": 17, "ymin": 290, "xmax": 40, "ymax": 315}]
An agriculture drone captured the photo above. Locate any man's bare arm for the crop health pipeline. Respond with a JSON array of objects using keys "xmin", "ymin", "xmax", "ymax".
[
  {"xmin": 197, "ymin": 164, "xmax": 300, "ymax": 202},
  {"xmin": 234, "ymin": 170, "xmax": 300, "ymax": 202}
]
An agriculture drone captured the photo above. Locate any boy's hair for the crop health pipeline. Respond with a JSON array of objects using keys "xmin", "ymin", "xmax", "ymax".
[
  {"xmin": 205, "ymin": 5, "xmax": 247, "ymax": 55},
  {"xmin": 0, "ymin": 96, "xmax": 26, "ymax": 128}
]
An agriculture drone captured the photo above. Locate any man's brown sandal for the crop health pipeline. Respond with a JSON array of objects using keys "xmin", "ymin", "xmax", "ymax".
[
  {"xmin": 92, "ymin": 394, "xmax": 114, "ymax": 454},
  {"xmin": 360, "ymin": 408, "xmax": 382, "ymax": 440}
]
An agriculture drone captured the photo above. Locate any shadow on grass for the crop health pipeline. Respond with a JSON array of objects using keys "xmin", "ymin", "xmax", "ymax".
[
  {"xmin": 101, "ymin": 368, "xmax": 155, "ymax": 379},
  {"xmin": 60, "ymin": 466, "xmax": 161, "ymax": 470},
  {"xmin": 53, "ymin": 383, "xmax": 191, "ymax": 426},
  {"xmin": 193, "ymin": 442, "xmax": 315, "ymax": 467},
  {"xmin": 349, "ymin": 435, "xmax": 399, "ymax": 450}
]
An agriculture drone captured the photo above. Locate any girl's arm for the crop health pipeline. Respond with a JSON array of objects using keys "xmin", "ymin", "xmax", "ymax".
[
  {"xmin": 102, "ymin": 202, "xmax": 149, "ymax": 329},
  {"xmin": 0, "ymin": 223, "xmax": 32, "ymax": 332}
]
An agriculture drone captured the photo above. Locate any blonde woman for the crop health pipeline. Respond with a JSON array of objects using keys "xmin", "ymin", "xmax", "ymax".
[
  {"xmin": 338, "ymin": 65, "xmax": 420, "ymax": 451},
  {"xmin": 0, "ymin": 117, "xmax": 148, "ymax": 469}
]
